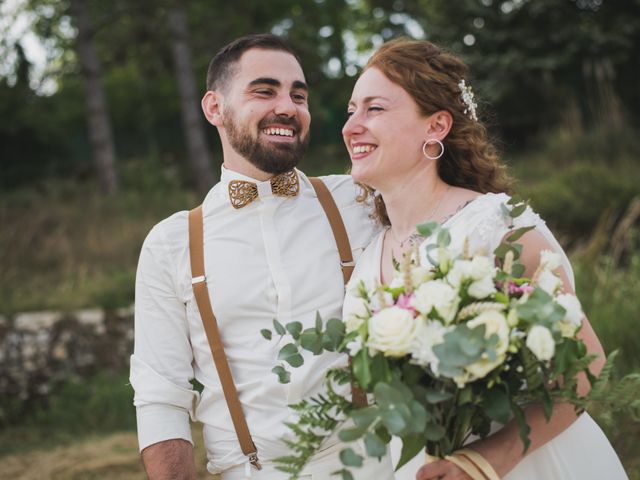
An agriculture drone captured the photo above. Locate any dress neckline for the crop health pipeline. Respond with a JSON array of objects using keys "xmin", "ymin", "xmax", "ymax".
[{"xmin": 376, "ymin": 192, "xmax": 498, "ymax": 283}]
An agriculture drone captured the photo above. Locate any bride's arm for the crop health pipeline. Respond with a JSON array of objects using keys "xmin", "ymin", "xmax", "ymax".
[{"xmin": 416, "ymin": 230, "xmax": 606, "ymax": 480}]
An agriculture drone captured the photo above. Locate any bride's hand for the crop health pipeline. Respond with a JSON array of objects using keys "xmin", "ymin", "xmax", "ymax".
[{"xmin": 415, "ymin": 459, "xmax": 472, "ymax": 480}]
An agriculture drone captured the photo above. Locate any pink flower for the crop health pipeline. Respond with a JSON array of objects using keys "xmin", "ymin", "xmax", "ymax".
[
  {"xmin": 396, "ymin": 294, "xmax": 417, "ymax": 315},
  {"xmin": 507, "ymin": 281, "xmax": 534, "ymax": 297}
]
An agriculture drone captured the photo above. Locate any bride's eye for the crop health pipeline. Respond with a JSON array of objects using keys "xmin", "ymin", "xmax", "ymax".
[{"xmin": 368, "ymin": 106, "xmax": 383, "ymax": 112}]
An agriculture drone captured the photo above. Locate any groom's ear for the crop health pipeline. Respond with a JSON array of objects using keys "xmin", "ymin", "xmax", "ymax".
[
  {"xmin": 202, "ymin": 91, "xmax": 224, "ymax": 127},
  {"xmin": 424, "ymin": 110, "xmax": 453, "ymax": 140}
]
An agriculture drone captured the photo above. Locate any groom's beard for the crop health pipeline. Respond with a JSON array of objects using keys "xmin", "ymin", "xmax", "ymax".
[{"xmin": 224, "ymin": 108, "xmax": 310, "ymax": 175}]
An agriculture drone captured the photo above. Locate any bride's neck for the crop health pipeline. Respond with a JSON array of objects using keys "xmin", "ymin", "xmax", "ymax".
[{"xmin": 379, "ymin": 164, "xmax": 448, "ymax": 239}]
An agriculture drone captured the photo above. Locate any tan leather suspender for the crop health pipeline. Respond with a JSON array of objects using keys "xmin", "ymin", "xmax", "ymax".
[
  {"xmin": 188, "ymin": 177, "xmax": 363, "ymax": 471},
  {"xmin": 188, "ymin": 205, "xmax": 261, "ymax": 470}
]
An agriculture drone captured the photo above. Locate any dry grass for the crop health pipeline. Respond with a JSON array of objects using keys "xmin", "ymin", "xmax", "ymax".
[{"xmin": 0, "ymin": 426, "xmax": 219, "ymax": 480}]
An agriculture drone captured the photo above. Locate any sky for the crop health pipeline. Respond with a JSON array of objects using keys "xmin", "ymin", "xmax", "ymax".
[{"xmin": 0, "ymin": 0, "xmax": 59, "ymax": 94}]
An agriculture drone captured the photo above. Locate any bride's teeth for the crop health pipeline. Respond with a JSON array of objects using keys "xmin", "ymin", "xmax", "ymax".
[{"xmin": 353, "ymin": 144, "xmax": 375, "ymax": 154}]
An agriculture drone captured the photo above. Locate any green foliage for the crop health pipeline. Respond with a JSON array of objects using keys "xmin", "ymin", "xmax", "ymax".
[
  {"xmin": 0, "ymin": 171, "xmax": 195, "ymax": 314},
  {"xmin": 0, "ymin": 371, "xmax": 135, "ymax": 456}
]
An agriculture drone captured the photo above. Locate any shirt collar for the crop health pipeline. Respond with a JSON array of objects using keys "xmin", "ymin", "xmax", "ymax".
[{"xmin": 209, "ymin": 165, "xmax": 308, "ymax": 209}]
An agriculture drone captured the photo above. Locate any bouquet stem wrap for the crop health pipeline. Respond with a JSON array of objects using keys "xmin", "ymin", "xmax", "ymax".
[{"xmin": 425, "ymin": 449, "xmax": 500, "ymax": 480}]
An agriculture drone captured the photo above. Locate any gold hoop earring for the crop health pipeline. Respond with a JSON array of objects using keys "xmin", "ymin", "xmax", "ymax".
[{"xmin": 422, "ymin": 139, "xmax": 444, "ymax": 160}]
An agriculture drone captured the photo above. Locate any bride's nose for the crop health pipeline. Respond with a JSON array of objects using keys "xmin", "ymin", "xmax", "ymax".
[{"xmin": 342, "ymin": 111, "xmax": 365, "ymax": 138}]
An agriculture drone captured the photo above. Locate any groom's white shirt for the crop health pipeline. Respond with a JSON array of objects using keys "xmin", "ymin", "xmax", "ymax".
[{"xmin": 130, "ymin": 166, "xmax": 378, "ymax": 474}]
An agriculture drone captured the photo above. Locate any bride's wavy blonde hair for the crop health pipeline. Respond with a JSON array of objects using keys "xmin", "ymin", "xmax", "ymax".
[{"xmin": 356, "ymin": 38, "xmax": 512, "ymax": 226}]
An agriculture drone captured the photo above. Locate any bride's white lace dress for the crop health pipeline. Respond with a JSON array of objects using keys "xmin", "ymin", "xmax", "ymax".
[{"xmin": 342, "ymin": 193, "xmax": 628, "ymax": 479}]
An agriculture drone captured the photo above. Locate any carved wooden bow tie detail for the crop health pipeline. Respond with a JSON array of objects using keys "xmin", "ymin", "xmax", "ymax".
[{"xmin": 228, "ymin": 170, "xmax": 300, "ymax": 209}]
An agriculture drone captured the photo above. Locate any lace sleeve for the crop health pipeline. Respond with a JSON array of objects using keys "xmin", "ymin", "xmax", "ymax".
[{"xmin": 472, "ymin": 197, "xmax": 575, "ymax": 291}]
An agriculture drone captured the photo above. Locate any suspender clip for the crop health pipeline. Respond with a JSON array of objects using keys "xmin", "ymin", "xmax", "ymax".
[
  {"xmin": 191, "ymin": 275, "xmax": 206, "ymax": 284},
  {"xmin": 248, "ymin": 452, "xmax": 262, "ymax": 470},
  {"xmin": 340, "ymin": 260, "xmax": 355, "ymax": 268}
]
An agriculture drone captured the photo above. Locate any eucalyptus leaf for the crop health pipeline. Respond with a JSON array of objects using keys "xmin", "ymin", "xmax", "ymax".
[
  {"xmin": 339, "ymin": 448, "xmax": 363, "ymax": 467},
  {"xmin": 300, "ymin": 329, "xmax": 324, "ymax": 355},
  {"xmin": 273, "ymin": 319, "xmax": 286, "ymax": 336},
  {"xmin": 338, "ymin": 426, "xmax": 367, "ymax": 442},
  {"xmin": 278, "ymin": 343, "xmax": 304, "ymax": 368},
  {"xmin": 260, "ymin": 329, "xmax": 272, "ymax": 341},
  {"xmin": 505, "ymin": 225, "xmax": 535, "ymax": 243},
  {"xmin": 425, "ymin": 389, "xmax": 453, "ymax": 404},
  {"xmin": 271, "ymin": 365, "xmax": 290, "ymax": 384},
  {"xmin": 285, "ymin": 321, "xmax": 302, "ymax": 340},
  {"xmin": 417, "ymin": 221, "xmax": 439, "ymax": 238},
  {"xmin": 364, "ymin": 432, "xmax": 387, "ymax": 458},
  {"xmin": 381, "ymin": 408, "xmax": 407, "ymax": 434},
  {"xmin": 437, "ymin": 228, "xmax": 451, "ymax": 247},
  {"xmin": 315, "ymin": 312, "xmax": 323, "ymax": 333}
]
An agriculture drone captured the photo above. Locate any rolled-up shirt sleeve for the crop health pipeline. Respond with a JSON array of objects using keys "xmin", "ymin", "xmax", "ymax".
[{"xmin": 130, "ymin": 221, "xmax": 199, "ymax": 451}]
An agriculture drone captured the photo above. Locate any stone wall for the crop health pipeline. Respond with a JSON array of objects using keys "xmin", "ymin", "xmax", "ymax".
[{"xmin": 0, "ymin": 306, "xmax": 134, "ymax": 418}]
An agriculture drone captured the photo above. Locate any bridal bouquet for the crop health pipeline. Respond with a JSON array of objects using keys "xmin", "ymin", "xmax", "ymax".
[{"xmin": 261, "ymin": 199, "xmax": 636, "ymax": 479}]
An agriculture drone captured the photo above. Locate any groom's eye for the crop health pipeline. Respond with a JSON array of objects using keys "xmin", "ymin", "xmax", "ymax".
[
  {"xmin": 368, "ymin": 106, "xmax": 383, "ymax": 112},
  {"xmin": 345, "ymin": 110, "xmax": 355, "ymax": 118}
]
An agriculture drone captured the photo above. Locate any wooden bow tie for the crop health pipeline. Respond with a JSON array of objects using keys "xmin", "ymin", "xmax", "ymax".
[{"xmin": 228, "ymin": 170, "xmax": 300, "ymax": 209}]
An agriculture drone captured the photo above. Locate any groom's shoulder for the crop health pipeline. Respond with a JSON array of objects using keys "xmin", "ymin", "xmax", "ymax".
[
  {"xmin": 314, "ymin": 174, "xmax": 361, "ymax": 207},
  {"xmin": 141, "ymin": 209, "xmax": 190, "ymax": 255}
]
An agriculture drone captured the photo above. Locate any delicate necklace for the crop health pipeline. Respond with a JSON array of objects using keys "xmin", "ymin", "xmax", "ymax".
[{"xmin": 389, "ymin": 185, "xmax": 449, "ymax": 247}]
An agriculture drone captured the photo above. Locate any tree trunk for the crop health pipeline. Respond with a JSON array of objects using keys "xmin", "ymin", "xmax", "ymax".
[
  {"xmin": 167, "ymin": 5, "xmax": 215, "ymax": 195},
  {"xmin": 69, "ymin": 0, "xmax": 119, "ymax": 194}
]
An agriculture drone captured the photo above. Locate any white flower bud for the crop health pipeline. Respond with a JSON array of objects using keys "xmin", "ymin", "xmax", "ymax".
[{"xmin": 526, "ymin": 325, "xmax": 555, "ymax": 361}]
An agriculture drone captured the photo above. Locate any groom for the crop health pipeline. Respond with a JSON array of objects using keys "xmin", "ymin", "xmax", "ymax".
[{"xmin": 130, "ymin": 34, "xmax": 393, "ymax": 478}]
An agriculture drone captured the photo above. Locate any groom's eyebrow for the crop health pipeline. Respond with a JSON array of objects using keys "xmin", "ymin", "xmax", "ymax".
[{"xmin": 248, "ymin": 77, "xmax": 308, "ymax": 91}]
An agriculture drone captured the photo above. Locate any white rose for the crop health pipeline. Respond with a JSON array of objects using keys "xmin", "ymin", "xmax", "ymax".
[
  {"xmin": 468, "ymin": 275, "xmax": 497, "ymax": 299},
  {"xmin": 536, "ymin": 269, "xmax": 562, "ymax": 295},
  {"xmin": 446, "ymin": 260, "xmax": 473, "ymax": 288},
  {"xmin": 344, "ymin": 296, "xmax": 369, "ymax": 333},
  {"xmin": 410, "ymin": 319, "xmax": 447, "ymax": 374},
  {"xmin": 540, "ymin": 250, "xmax": 562, "ymax": 271},
  {"xmin": 526, "ymin": 325, "xmax": 555, "ymax": 361},
  {"xmin": 367, "ymin": 306, "xmax": 419, "ymax": 357},
  {"xmin": 411, "ymin": 265, "xmax": 434, "ymax": 286},
  {"xmin": 469, "ymin": 255, "xmax": 494, "ymax": 280},
  {"xmin": 555, "ymin": 294, "xmax": 584, "ymax": 338},
  {"xmin": 464, "ymin": 310, "xmax": 510, "ymax": 380},
  {"xmin": 411, "ymin": 280, "xmax": 459, "ymax": 324}
]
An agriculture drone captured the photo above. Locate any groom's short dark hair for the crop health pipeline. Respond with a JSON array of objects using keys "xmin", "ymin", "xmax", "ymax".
[{"xmin": 206, "ymin": 34, "xmax": 302, "ymax": 92}]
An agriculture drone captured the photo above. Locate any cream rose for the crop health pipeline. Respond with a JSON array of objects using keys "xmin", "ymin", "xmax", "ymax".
[
  {"xmin": 526, "ymin": 325, "xmax": 555, "ymax": 361},
  {"xmin": 464, "ymin": 310, "xmax": 510, "ymax": 380},
  {"xmin": 555, "ymin": 293, "xmax": 584, "ymax": 338},
  {"xmin": 536, "ymin": 269, "xmax": 562, "ymax": 295},
  {"xmin": 410, "ymin": 319, "xmax": 447, "ymax": 373},
  {"xmin": 468, "ymin": 275, "xmax": 497, "ymax": 299},
  {"xmin": 344, "ymin": 296, "xmax": 369, "ymax": 333},
  {"xmin": 367, "ymin": 306, "xmax": 419, "ymax": 357},
  {"xmin": 411, "ymin": 280, "xmax": 459, "ymax": 324}
]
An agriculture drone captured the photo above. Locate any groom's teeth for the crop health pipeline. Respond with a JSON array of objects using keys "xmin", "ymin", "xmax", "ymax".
[{"xmin": 263, "ymin": 128, "xmax": 294, "ymax": 137}]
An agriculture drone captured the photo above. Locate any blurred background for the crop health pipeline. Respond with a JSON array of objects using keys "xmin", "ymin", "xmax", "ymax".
[{"xmin": 1, "ymin": 0, "xmax": 639, "ymax": 478}]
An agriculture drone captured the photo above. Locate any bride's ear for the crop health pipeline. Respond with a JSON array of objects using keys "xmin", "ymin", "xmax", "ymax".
[{"xmin": 424, "ymin": 110, "xmax": 453, "ymax": 141}]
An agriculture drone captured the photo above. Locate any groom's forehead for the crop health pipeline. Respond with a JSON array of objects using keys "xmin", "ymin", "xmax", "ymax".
[{"xmin": 234, "ymin": 48, "xmax": 307, "ymax": 87}]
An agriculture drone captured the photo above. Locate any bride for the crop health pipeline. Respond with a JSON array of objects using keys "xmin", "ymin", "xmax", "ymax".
[{"xmin": 341, "ymin": 38, "xmax": 628, "ymax": 479}]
